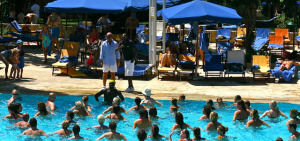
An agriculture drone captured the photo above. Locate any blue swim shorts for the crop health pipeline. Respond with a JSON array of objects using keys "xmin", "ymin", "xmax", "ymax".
[{"xmin": 51, "ymin": 27, "xmax": 60, "ymax": 39}]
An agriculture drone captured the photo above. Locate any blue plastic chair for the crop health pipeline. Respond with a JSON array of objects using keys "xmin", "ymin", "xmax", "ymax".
[
  {"xmin": 204, "ymin": 54, "xmax": 224, "ymax": 77},
  {"xmin": 251, "ymin": 28, "xmax": 270, "ymax": 51}
]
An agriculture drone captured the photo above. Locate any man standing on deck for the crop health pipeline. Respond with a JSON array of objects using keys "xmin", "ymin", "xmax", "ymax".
[
  {"xmin": 100, "ymin": 32, "xmax": 120, "ymax": 90},
  {"xmin": 47, "ymin": 12, "xmax": 62, "ymax": 53},
  {"xmin": 94, "ymin": 80, "xmax": 124, "ymax": 104},
  {"xmin": 115, "ymin": 33, "xmax": 137, "ymax": 92}
]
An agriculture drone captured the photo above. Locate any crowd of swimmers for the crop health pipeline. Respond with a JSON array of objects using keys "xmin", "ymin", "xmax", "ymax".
[{"xmin": 3, "ymin": 88, "xmax": 298, "ymax": 141}]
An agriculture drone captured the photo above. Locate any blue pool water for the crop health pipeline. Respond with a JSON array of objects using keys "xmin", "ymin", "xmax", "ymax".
[{"xmin": 0, "ymin": 93, "xmax": 299, "ymax": 141}]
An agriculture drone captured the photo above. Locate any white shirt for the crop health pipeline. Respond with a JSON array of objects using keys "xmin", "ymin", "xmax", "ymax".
[{"xmin": 31, "ymin": 4, "xmax": 40, "ymax": 18}]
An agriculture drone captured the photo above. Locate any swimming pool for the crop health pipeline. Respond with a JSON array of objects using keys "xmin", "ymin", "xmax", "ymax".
[{"xmin": 0, "ymin": 93, "xmax": 298, "ymax": 141}]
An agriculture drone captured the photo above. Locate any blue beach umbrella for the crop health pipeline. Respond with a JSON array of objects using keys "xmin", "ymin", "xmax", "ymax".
[
  {"xmin": 159, "ymin": 0, "xmax": 242, "ymax": 25},
  {"xmin": 124, "ymin": 0, "xmax": 181, "ymax": 12},
  {"xmin": 45, "ymin": 0, "xmax": 127, "ymax": 14}
]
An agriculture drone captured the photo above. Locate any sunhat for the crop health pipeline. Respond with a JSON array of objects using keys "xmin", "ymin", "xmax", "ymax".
[
  {"xmin": 17, "ymin": 39, "xmax": 23, "ymax": 45},
  {"xmin": 142, "ymin": 88, "xmax": 151, "ymax": 97}
]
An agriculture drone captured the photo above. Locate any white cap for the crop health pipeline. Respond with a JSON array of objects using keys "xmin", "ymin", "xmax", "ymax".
[{"xmin": 142, "ymin": 88, "xmax": 151, "ymax": 97}]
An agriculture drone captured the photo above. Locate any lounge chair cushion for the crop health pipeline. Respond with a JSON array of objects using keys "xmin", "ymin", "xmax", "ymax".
[
  {"xmin": 157, "ymin": 67, "xmax": 175, "ymax": 72},
  {"xmin": 268, "ymin": 62, "xmax": 296, "ymax": 82},
  {"xmin": 252, "ymin": 67, "xmax": 270, "ymax": 73}
]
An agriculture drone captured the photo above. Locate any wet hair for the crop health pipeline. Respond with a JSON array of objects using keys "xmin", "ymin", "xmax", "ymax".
[
  {"xmin": 193, "ymin": 127, "xmax": 201, "ymax": 140},
  {"xmin": 217, "ymin": 97, "xmax": 222, "ymax": 102},
  {"xmin": 289, "ymin": 124, "xmax": 297, "ymax": 130},
  {"xmin": 8, "ymin": 103, "xmax": 14, "ymax": 113},
  {"xmin": 237, "ymin": 100, "xmax": 246, "ymax": 111},
  {"xmin": 49, "ymin": 93, "xmax": 55, "ymax": 101},
  {"xmin": 171, "ymin": 98, "xmax": 178, "ymax": 106},
  {"xmin": 22, "ymin": 113, "xmax": 29, "ymax": 122},
  {"xmin": 29, "ymin": 118, "xmax": 37, "ymax": 127},
  {"xmin": 97, "ymin": 114, "xmax": 105, "ymax": 123},
  {"xmin": 112, "ymin": 105, "xmax": 120, "ymax": 114},
  {"xmin": 179, "ymin": 94, "xmax": 185, "ymax": 101},
  {"xmin": 182, "ymin": 129, "xmax": 190, "ymax": 139},
  {"xmin": 244, "ymin": 100, "xmax": 250, "ymax": 108},
  {"xmin": 206, "ymin": 99, "xmax": 213, "ymax": 106},
  {"xmin": 37, "ymin": 102, "xmax": 48, "ymax": 115},
  {"xmin": 67, "ymin": 111, "xmax": 74, "ymax": 119},
  {"xmin": 109, "ymin": 121, "xmax": 117, "ymax": 130},
  {"xmin": 62, "ymin": 120, "xmax": 70, "ymax": 131},
  {"xmin": 149, "ymin": 107, "xmax": 157, "ymax": 117},
  {"xmin": 139, "ymin": 108, "xmax": 148, "ymax": 119},
  {"xmin": 152, "ymin": 125, "xmax": 160, "ymax": 138},
  {"xmin": 270, "ymin": 100, "xmax": 279, "ymax": 111},
  {"xmin": 176, "ymin": 112, "xmax": 185, "ymax": 129},
  {"xmin": 113, "ymin": 97, "xmax": 121, "ymax": 105},
  {"xmin": 203, "ymin": 106, "xmax": 212, "ymax": 118},
  {"xmin": 75, "ymin": 101, "xmax": 84, "ymax": 109},
  {"xmin": 137, "ymin": 129, "xmax": 147, "ymax": 141},
  {"xmin": 82, "ymin": 96, "xmax": 89, "ymax": 102},
  {"xmin": 135, "ymin": 97, "xmax": 142, "ymax": 109},
  {"xmin": 234, "ymin": 95, "xmax": 242, "ymax": 102},
  {"xmin": 290, "ymin": 109, "xmax": 300, "ymax": 118},
  {"xmin": 250, "ymin": 109, "xmax": 259, "ymax": 120},
  {"xmin": 73, "ymin": 125, "xmax": 80, "ymax": 135},
  {"xmin": 15, "ymin": 103, "xmax": 22, "ymax": 113},
  {"xmin": 276, "ymin": 138, "xmax": 283, "ymax": 141},
  {"xmin": 217, "ymin": 125, "xmax": 228, "ymax": 135},
  {"xmin": 209, "ymin": 112, "xmax": 218, "ymax": 123}
]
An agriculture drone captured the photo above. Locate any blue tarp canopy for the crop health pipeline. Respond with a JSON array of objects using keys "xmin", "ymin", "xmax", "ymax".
[
  {"xmin": 45, "ymin": 0, "xmax": 127, "ymax": 14},
  {"xmin": 159, "ymin": 0, "xmax": 242, "ymax": 25},
  {"xmin": 125, "ymin": 0, "xmax": 180, "ymax": 12}
]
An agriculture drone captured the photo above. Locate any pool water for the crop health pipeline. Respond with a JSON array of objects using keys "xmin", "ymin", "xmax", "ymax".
[{"xmin": 0, "ymin": 94, "xmax": 299, "ymax": 141}]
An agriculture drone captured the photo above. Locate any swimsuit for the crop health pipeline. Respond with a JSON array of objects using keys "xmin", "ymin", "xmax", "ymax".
[
  {"xmin": 16, "ymin": 47, "xmax": 25, "ymax": 69},
  {"xmin": 42, "ymin": 32, "xmax": 51, "ymax": 49},
  {"xmin": 268, "ymin": 110, "xmax": 278, "ymax": 118}
]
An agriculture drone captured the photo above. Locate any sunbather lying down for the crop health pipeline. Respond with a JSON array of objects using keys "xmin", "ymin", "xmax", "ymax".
[
  {"xmin": 279, "ymin": 51, "xmax": 299, "ymax": 72},
  {"xmin": 160, "ymin": 47, "xmax": 176, "ymax": 68}
]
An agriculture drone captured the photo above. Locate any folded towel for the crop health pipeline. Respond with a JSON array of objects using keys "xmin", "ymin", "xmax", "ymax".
[{"xmin": 251, "ymin": 64, "xmax": 260, "ymax": 69}]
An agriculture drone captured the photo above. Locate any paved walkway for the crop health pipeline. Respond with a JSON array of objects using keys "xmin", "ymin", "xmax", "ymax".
[{"xmin": 0, "ymin": 47, "xmax": 300, "ymax": 104}]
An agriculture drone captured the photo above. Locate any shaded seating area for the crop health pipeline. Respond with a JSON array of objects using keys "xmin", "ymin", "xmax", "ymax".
[
  {"xmin": 224, "ymin": 50, "xmax": 245, "ymax": 78},
  {"xmin": 251, "ymin": 55, "xmax": 271, "ymax": 82},
  {"xmin": 252, "ymin": 28, "xmax": 270, "ymax": 51},
  {"xmin": 203, "ymin": 54, "xmax": 224, "ymax": 77},
  {"xmin": 216, "ymin": 28, "xmax": 232, "ymax": 57}
]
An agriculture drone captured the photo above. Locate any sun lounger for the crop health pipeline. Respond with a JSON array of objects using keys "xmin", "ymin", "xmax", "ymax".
[
  {"xmin": 216, "ymin": 28, "xmax": 231, "ymax": 53},
  {"xmin": 204, "ymin": 54, "xmax": 224, "ymax": 77},
  {"xmin": 252, "ymin": 28, "xmax": 270, "ymax": 51},
  {"xmin": 268, "ymin": 62, "xmax": 296, "ymax": 82},
  {"xmin": 225, "ymin": 50, "xmax": 245, "ymax": 78},
  {"xmin": 268, "ymin": 35, "xmax": 284, "ymax": 56},
  {"xmin": 116, "ymin": 64, "xmax": 154, "ymax": 80},
  {"xmin": 177, "ymin": 54, "xmax": 196, "ymax": 80},
  {"xmin": 234, "ymin": 28, "xmax": 246, "ymax": 47},
  {"xmin": 275, "ymin": 28, "xmax": 290, "ymax": 49},
  {"xmin": 60, "ymin": 68, "xmax": 87, "ymax": 78},
  {"xmin": 251, "ymin": 55, "xmax": 271, "ymax": 82}
]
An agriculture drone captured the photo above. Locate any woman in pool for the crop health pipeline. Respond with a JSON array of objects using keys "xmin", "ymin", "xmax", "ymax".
[
  {"xmin": 286, "ymin": 109, "xmax": 300, "ymax": 125},
  {"xmin": 214, "ymin": 97, "xmax": 227, "ymax": 108},
  {"xmin": 246, "ymin": 109, "xmax": 270, "ymax": 128},
  {"xmin": 244, "ymin": 100, "xmax": 251, "ymax": 112},
  {"xmin": 34, "ymin": 102, "xmax": 55, "ymax": 117},
  {"xmin": 170, "ymin": 98, "xmax": 182, "ymax": 113},
  {"xmin": 52, "ymin": 120, "xmax": 72, "ymax": 135},
  {"xmin": 169, "ymin": 129, "xmax": 192, "ymax": 141},
  {"xmin": 133, "ymin": 108, "xmax": 151, "ymax": 129},
  {"xmin": 260, "ymin": 100, "xmax": 288, "ymax": 119},
  {"xmin": 3, "ymin": 103, "xmax": 22, "ymax": 119},
  {"xmin": 205, "ymin": 99, "xmax": 215, "ymax": 110},
  {"xmin": 206, "ymin": 112, "xmax": 223, "ymax": 130},
  {"xmin": 70, "ymin": 96, "xmax": 91, "ymax": 112},
  {"xmin": 193, "ymin": 127, "xmax": 206, "ymax": 141},
  {"xmin": 149, "ymin": 107, "xmax": 160, "ymax": 120},
  {"xmin": 87, "ymin": 114, "xmax": 109, "ymax": 130},
  {"xmin": 148, "ymin": 125, "xmax": 165, "ymax": 139},
  {"xmin": 232, "ymin": 95, "xmax": 242, "ymax": 106},
  {"xmin": 73, "ymin": 101, "xmax": 91, "ymax": 117},
  {"xmin": 216, "ymin": 125, "xmax": 228, "ymax": 140},
  {"xmin": 137, "ymin": 129, "xmax": 147, "ymax": 141},
  {"xmin": 128, "ymin": 97, "xmax": 148, "ymax": 112},
  {"xmin": 199, "ymin": 106, "xmax": 211, "ymax": 120},
  {"xmin": 171, "ymin": 112, "xmax": 192, "ymax": 130},
  {"xmin": 8, "ymin": 88, "xmax": 21, "ymax": 104},
  {"xmin": 105, "ymin": 105, "xmax": 127, "ymax": 120},
  {"xmin": 233, "ymin": 100, "xmax": 249, "ymax": 121},
  {"xmin": 288, "ymin": 124, "xmax": 300, "ymax": 139}
]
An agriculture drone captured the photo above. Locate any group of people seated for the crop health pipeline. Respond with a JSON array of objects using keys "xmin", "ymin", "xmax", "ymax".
[{"xmin": 3, "ymin": 87, "xmax": 299, "ymax": 141}]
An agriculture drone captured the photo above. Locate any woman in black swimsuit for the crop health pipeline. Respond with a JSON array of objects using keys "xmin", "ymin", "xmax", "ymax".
[{"xmin": 260, "ymin": 100, "xmax": 288, "ymax": 119}]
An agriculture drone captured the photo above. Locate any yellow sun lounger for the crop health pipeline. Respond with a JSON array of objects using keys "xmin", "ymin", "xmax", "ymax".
[
  {"xmin": 177, "ymin": 54, "xmax": 196, "ymax": 80},
  {"xmin": 157, "ymin": 53, "xmax": 177, "ymax": 80},
  {"xmin": 60, "ymin": 68, "xmax": 87, "ymax": 78},
  {"xmin": 251, "ymin": 55, "xmax": 270, "ymax": 82},
  {"xmin": 52, "ymin": 49, "xmax": 79, "ymax": 75},
  {"xmin": 235, "ymin": 28, "xmax": 246, "ymax": 47}
]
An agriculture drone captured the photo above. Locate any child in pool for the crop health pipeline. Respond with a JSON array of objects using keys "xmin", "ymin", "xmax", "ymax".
[
  {"xmin": 39, "ymin": 24, "xmax": 51, "ymax": 64},
  {"xmin": 246, "ymin": 109, "xmax": 270, "ymax": 128},
  {"xmin": 205, "ymin": 99, "xmax": 216, "ymax": 110},
  {"xmin": 217, "ymin": 125, "xmax": 228, "ymax": 140},
  {"xmin": 206, "ymin": 112, "xmax": 223, "ymax": 130},
  {"xmin": 286, "ymin": 109, "xmax": 300, "ymax": 125}
]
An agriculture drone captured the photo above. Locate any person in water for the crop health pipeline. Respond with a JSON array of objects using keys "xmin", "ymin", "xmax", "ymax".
[
  {"xmin": 103, "ymin": 97, "xmax": 128, "ymax": 114},
  {"xmin": 199, "ymin": 106, "xmax": 211, "ymax": 120},
  {"xmin": 140, "ymin": 88, "xmax": 162, "ymax": 108},
  {"xmin": 214, "ymin": 97, "xmax": 227, "ymax": 108},
  {"xmin": 232, "ymin": 95, "xmax": 242, "ymax": 106},
  {"xmin": 105, "ymin": 105, "xmax": 127, "ymax": 120},
  {"xmin": 246, "ymin": 109, "xmax": 270, "ymax": 128},
  {"xmin": 133, "ymin": 108, "xmax": 152, "ymax": 130},
  {"xmin": 216, "ymin": 125, "xmax": 228, "ymax": 140},
  {"xmin": 52, "ymin": 120, "xmax": 72, "ymax": 135},
  {"xmin": 8, "ymin": 88, "xmax": 21, "ymax": 104},
  {"xmin": 260, "ymin": 100, "xmax": 288, "ymax": 119},
  {"xmin": 286, "ymin": 109, "xmax": 300, "ymax": 125},
  {"xmin": 87, "ymin": 114, "xmax": 109, "ymax": 130},
  {"xmin": 206, "ymin": 112, "xmax": 223, "ymax": 131},
  {"xmin": 137, "ymin": 129, "xmax": 147, "ymax": 141},
  {"xmin": 45, "ymin": 92, "xmax": 56, "ymax": 111},
  {"xmin": 19, "ymin": 118, "xmax": 48, "ymax": 137},
  {"xmin": 233, "ymin": 100, "xmax": 249, "ymax": 121},
  {"xmin": 128, "ymin": 97, "xmax": 148, "ymax": 111},
  {"xmin": 69, "ymin": 125, "xmax": 85, "ymax": 139},
  {"xmin": 171, "ymin": 112, "xmax": 193, "ymax": 130},
  {"xmin": 288, "ymin": 124, "xmax": 300, "ymax": 139},
  {"xmin": 94, "ymin": 80, "xmax": 124, "ymax": 104},
  {"xmin": 148, "ymin": 125, "xmax": 165, "ymax": 139},
  {"xmin": 193, "ymin": 127, "xmax": 206, "ymax": 141},
  {"xmin": 34, "ymin": 102, "xmax": 55, "ymax": 117},
  {"xmin": 170, "ymin": 98, "xmax": 182, "ymax": 113},
  {"xmin": 96, "ymin": 121, "xmax": 127, "ymax": 141},
  {"xmin": 14, "ymin": 113, "xmax": 30, "ymax": 128},
  {"xmin": 73, "ymin": 101, "xmax": 91, "ymax": 117},
  {"xmin": 169, "ymin": 129, "xmax": 192, "ymax": 141}
]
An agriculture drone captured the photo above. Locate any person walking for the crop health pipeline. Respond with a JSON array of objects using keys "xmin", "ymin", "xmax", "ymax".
[
  {"xmin": 100, "ymin": 32, "xmax": 120, "ymax": 90},
  {"xmin": 115, "ymin": 33, "xmax": 137, "ymax": 92}
]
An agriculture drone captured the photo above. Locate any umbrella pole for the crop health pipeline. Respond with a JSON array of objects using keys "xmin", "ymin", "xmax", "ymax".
[
  {"xmin": 195, "ymin": 23, "xmax": 199, "ymax": 77},
  {"xmin": 293, "ymin": 6, "xmax": 296, "ymax": 51}
]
